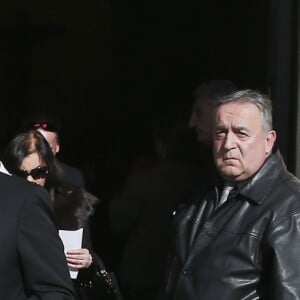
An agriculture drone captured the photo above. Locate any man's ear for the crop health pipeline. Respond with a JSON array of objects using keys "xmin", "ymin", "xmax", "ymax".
[
  {"xmin": 54, "ymin": 144, "xmax": 60, "ymax": 155},
  {"xmin": 265, "ymin": 130, "xmax": 276, "ymax": 155}
]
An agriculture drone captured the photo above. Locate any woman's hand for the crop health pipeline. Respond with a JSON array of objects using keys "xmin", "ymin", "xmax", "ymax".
[{"xmin": 66, "ymin": 248, "xmax": 93, "ymax": 269}]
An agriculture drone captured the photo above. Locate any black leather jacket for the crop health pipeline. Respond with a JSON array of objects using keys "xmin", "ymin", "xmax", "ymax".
[{"xmin": 165, "ymin": 151, "xmax": 300, "ymax": 300}]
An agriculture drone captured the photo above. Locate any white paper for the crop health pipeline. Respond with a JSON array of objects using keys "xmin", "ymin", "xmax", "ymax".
[{"xmin": 59, "ymin": 228, "xmax": 83, "ymax": 279}]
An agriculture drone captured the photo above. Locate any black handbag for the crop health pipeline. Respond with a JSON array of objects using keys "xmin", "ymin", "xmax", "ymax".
[{"xmin": 76, "ymin": 253, "xmax": 123, "ymax": 300}]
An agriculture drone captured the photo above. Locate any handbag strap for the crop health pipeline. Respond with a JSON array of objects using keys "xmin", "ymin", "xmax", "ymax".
[{"xmin": 91, "ymin": 251, "xmax": 124, "ymax": 300}]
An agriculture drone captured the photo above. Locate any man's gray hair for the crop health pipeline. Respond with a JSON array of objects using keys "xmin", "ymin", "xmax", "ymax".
[{"xmin": 216, "ymin": 89, "xmax": 273, "ymax": 133}]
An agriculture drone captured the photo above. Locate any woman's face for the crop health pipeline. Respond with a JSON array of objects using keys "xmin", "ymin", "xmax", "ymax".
[{"xmin": 19, "ymin": 152, "xmax": 48, "ymax": 186}]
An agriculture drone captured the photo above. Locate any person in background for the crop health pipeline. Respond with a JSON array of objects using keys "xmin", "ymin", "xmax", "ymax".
[
  {"xmin": 2, "ymin": 129, "xmax": 99, "ymax": 300},
  {"xmin": 21, "ymin": 113, "xmax": 85, "ymax": 188},
  {"xmin": 164, "ymin": 89, "xmax": 300, "ymax": 299},
  {"xmin": 109, "ymin": 111, "xmax": 204, "ymax": 300},
  {"xmin": 189, "ymin": 79, "xmax": 237, "ymax": 144},
  {"xmin": 0, "ymin": 160, "xmax": 76, "ymax": 298},
  {"xmin": 187, "ymin": 79, "xmax": 238, "ymax": 182}
]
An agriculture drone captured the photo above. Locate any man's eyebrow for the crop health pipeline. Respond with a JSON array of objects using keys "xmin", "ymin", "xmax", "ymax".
[
  {"xmin": 234, "ymin": 125, "xmax": 248, "ymax": 131},
  {"xmin": 215, "ymin": 124, "xmax": 226, "ymax": 130}
]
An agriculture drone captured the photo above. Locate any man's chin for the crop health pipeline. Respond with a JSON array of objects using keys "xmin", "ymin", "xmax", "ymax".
[{"xmin": 219, "ymin": 167, "xmax": 241, "ymax": 180}]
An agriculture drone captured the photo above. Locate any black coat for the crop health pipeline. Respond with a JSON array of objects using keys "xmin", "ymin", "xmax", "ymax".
[
  {"xmin": 58, "ymin": 160, "xmax": 85, "ymax": 188},
  {"xmin": 0, "ymin": 173, "xmax": 75, "ymax": 299},
  {"xmin": 109, "ymin": 159, "xmax": 208, "ymax": 289},
  {"xmin": 165, "ymin": 151, "xmax": 300, "ymax": 300}
]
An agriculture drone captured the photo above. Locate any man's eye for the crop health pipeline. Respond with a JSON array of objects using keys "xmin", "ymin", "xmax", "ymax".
[
  {"xmin": 238, "ymin": 132, "xmax": 248, "ymax": 137},
  {"xmin": 215, "ymin": 131, "xmax": 225, "ymax": 138}
]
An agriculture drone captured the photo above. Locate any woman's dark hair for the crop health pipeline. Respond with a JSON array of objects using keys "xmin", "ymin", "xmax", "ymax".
[
  {"xmin": 3, "ymin": 129, "xmax": 63, "ymax": 190},
  {"xmin": 3, "ymin": 129, "xmax": 99, "ymax": 229}
]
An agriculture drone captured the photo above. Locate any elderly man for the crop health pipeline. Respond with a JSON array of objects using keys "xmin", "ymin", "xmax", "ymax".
[{"xmin": 164, "ymin": 89, "xmax": 300, "ymax": 299}]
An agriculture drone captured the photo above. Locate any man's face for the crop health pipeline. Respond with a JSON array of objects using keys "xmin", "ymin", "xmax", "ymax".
[
  {"xmin": 213, "ymin": 102, "xmax": 276, "ymax": 182},
  {"xmin": 37, "ymin": 129, "xmax": 60, "ymax": 155},
  {"xmin": 189, "ymin": 96, "xmax": 214, "ymax": 144}
]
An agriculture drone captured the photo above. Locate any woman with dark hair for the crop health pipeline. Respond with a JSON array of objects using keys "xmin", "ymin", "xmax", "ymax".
[{"xmin": 2, "ymin": 129, "xmax": 99, "ymax": 300}]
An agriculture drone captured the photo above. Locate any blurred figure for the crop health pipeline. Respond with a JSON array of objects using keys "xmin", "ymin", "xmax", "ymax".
[
  {"xmin": 109, "ymin": 112, "xmax": 204, "ymax": 300},
  {"xmin": 22, "ymin": 113, "xmax": 85, "ymax": 187},
  {"xmin": 3, "ymin": 130, "xmax": 99, "ymax": 300},
  {"xmin": 189, "ymin": 79, "xmax": 237, "ymax": 144},
  {"xmin": 185, "ymin": 79, "xmax": 238, "ymax": 185}
]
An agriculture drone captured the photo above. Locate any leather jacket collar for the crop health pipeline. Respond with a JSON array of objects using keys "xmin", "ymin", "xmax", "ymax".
[{"xmin": 237, "ymin": 150, "xmax": 286, "ymax": 205}]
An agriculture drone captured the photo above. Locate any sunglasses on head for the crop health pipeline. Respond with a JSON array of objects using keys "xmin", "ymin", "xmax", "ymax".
[
  {"xmin": 29, "ymin": 122, "xmax": 58, "ymax": 132},
  {"xmin": 16, "ymin": 166, "xmax": 49, "ymax": 180}
]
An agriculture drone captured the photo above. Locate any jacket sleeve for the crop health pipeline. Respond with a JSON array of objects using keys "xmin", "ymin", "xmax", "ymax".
[
  {"xmin": 269, "ymin": 211, "xmax": 300, "ymax": 300},
  {"xmin": 18, "ymin": 186, "xmax": 76, "ymax": 300}
]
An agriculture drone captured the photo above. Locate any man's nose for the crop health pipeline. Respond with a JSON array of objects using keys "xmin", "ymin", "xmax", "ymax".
[{"xmin": 223, "ymin": 132, "xmax": 236, "ymax": 149}]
